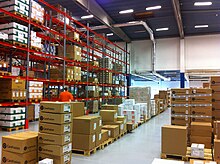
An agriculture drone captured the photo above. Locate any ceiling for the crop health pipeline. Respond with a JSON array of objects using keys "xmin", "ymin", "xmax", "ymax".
[{"xmin": 44, "ymin": 0, "xmax": 220, "ymax": 41}]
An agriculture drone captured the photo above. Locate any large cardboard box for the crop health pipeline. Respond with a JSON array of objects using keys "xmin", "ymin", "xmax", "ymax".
[
  {"xmin": 211, "ymin": 77, "xmax": 220, "ymax": 86},
  {"xmin": 213, "ymin": 109, "xmax": 220, "ymax": 120},
  {"xmin": 171, "ymin": 97, "xmax": 191, "ymax": 103},
  {"xmin": 101, "ymin": 129, "xmax": 109, "ymax": 143},
  {"xmin": 72, "ymin": 133, "xmax": 96, "ymax": 150},
  {"xmin": 162, "ymin": 125, "xmax": 187, "ymax": 156},
  {"xmin": 38, "ymin": 143, "xmax": 72, "ymax": 156},
  {"xmin": 1, "ymin": 150, "xmax": 37, "ymax": 164},
  {"xmin": 40, "ymin": 102, "xmax": 71, "ymax": 113},
  {"xmin": 171, "ymin": 106, "xmax": 190, "ymax": 115},
  {"xmin": 95, "ymin": 130, "xmax": 102, "ymax": 147},
  {"xmin": 100, "ymin": 110, "xmax": 117, "ymax": 123},
  {"xmin": 101, "ymin": 105, "xmax": 118, "ymax": 111},
  {"xmin": 38, "ymin": 152, "xmax": 72, "ymax": 164},
  {"xmin": 190, "ymin": 136, "xmax": 212, "ymax": 149},
  {"xmin": 70, "ymin": 102, "xmax": 85, "ymax": 117},
  {"xmin": 171, "ymin": 89, "xmax": 192, "ymax": 95},
  {"xmin": 171, "ymin": 115, "xmax": 190, "ymax": 126},
  {"xmin": 38, "ymin": 133, "xmax": 72, "ymax": 145},
  {"xmin": 191, "ymin": 122, "xmax": 212, "ymax": 137},
  {"xmin": 102, "ymin": 125, "xmax": 119, "ymax": 138},
  {"xmin": 0, "ymin": 79, "xmax": 25, "ymax": 90},
  {"xmin": 2, "ymin": 132, "xmax": 38, "ymax": 154},
  {"xmin": 214, "ymin": 139, "xmax": 220, "ymax": 161},
  {"xmin": 39, "ymin": 112, "xmax": 72, "ymax": 124},
  {"xmin": 39, "ymin": 122, "xmax": 72, "ymax": 135},
  {"xmin": 73, "ymin": 115, "xmax": 101, "ymax": 135},
  {"xmin": 191, "ymin": 117, "xmax": 212, "ymax": 123},
  {"xmin": 190, "ymin": 106, "xmax": 212, "ymax": 116},
  {"xmin": 191, "ymin": 96, "xmax": 212, "ymax": 104},
  {"xmin": 103, "ymin": 121, "xmax": 124, "ymax": 134}
]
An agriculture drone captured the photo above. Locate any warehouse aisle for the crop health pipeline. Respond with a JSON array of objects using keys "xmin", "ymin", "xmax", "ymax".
[{"xmin": 0, "ymin": 109, "xmax": 173, "ymax": 164}]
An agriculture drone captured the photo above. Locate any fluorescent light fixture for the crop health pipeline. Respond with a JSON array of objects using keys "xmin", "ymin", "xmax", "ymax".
[
  {"xmin": 119, "ymin": 9, "xmax": 134, "ymax": 14},
  {"xmin": 128, "ymin": 21, "xmax": 138, "ymax": 24},
  {"xmin": 81, "ymin": 15, "xmax": 94, "ymax": 19},
  {"xmin": 146, "ymin": 5, "xmax": 162, "ymax": 11},
  {"xmin": 194, "ymin": 2, "xmax": 212, "ymax": 6},
  {"xmin": 106, "ymin": 33, "xmax": 114, "ymax": 36},
  {"xmin": 195, "ymin": 25, "xmax": 209, "ymax": 28},
  {"xmin": 156, "ymin": 27, "xmax": 169, "ymax": 31}
]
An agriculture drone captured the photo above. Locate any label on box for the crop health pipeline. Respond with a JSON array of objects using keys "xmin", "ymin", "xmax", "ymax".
[
  {"xmin": 16, "ymin": 91, "xmax": 19, "ymax": 98},
  {"xmin": 99, "ymin": 120, "xmax": 102, "ymax": 126},
  {"xmin": 13, "ymin": 91, "xmax": 15, "ymax": 98},
  {"xmin": 64, "ymin": 114, "xmax": 71, "ymax": 122},
  {"xmin": 186, "ymin": 90, "xmax": 189, "ymax": 94},
  {"xmin": 63, "ymin": 143, "xmax": 71, "ymax": 153},
  {"xmin": 99, "ymin": 133, "xmax": 102, "ymax": 141},
  {"xmin": 92, "ymin": 135, "xmax": 96, "ymax": 143},
  {"xmin": 120, "ymin": 124, "xmax": 124, "ymax": 130},
  {"xmin": 186, "ymin": 110, "xmax": 188, "ymax": 115},
  {"xmin": 94, "ymin": 123, "xmax": 97, "ymax": 130},
  {"xmin": 64, "ymin": 134, "xmax": 71, "ymax": 143},
  {"xmin": 64, "ymin": 153, "xmax": 71, "ymax": 163},
  {"xmin": 64, "ymin": 104, "xmax": 71, "ymax": 112},
  {"xmin": 64, "ymin": 125, "xmax": 71, "ymax": 133},
  {"xmin": 108, "ymin": 131, "xmax": 111, "ymax": 137},
  {"xmin": 114, "ymin": 113, "xmax": 117, "ymax": 118},
  {"xmin": 186, "ymin": 97, "xmax": 188, "ymax": 101}
]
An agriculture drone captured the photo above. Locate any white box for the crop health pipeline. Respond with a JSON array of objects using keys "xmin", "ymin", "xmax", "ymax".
[
  {"xmin": 38, "ymin": 158, "xmax": 53, "ymax": 164},
  {"xmin": 124, "ymin": 99, "xmax": 135, "ymax": 105},
  {"xmin": 0, "ymin": 119, "xmax": 25, "ymax": 127},
  {"xmin": 118, "ymin": 104, "xmax": 124, "ymax": 116},
  {"xmin": 191, "ymin": 143, "xmax": 205, "ymax": 158},
  {"xmin": 123, "ymin": 110, "xmax": 138, "ymax": 124},
  {"xmin": 34, "ymin": 104, "xmax": 40, "ymax": 119},
  {"xmin": 0, "ymin": 22, "xmax": 28, "ymax": 32},
  {"xmin": 0, "ymin": 107, "xmax": 25, "ymax": 114},
  {"xmin": 11, "ymin": 67, "xmax": 20, "ymax": 76},
  {"xmin": 0, "ymin": 32, "xmax": 8, "ymax": 40},
  {"xmin": 0, "ymin": 113, "xmax": 25, "ymax": 120}
]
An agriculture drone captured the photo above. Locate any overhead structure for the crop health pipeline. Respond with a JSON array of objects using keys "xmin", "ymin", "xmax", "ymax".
[{"xmin": 73, "ymin": 0, "xmax": 131, "ymax": 42}]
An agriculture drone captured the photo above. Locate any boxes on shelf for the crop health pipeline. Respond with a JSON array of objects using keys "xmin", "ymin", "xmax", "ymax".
[
  {"xmin": 88, "ymin": 100, "xmax": 99, "ymax": 113},
  {"xmin": 98, "ymin": 57, "xmax": 112, "ymax": 69},
  {"xmin": 100, "ymin": 110, "xmax": 117, "ymax": 123},
  {"xmin": 42, "ymin": 43, "xmax": 56, "ymax": 55},
  {"xmin": 113, "ymin": 63, "xmax": 123, "ymax": 73},
  {"xmin": 31, "ymin": 31, "xmax": 42, "ymax": 49},
  {"xmin": 29, "ymin": 81, "xmax": 43, "ymax": 101},
  {"xmin": 58, "ymin": 45, "xmax": 81, "ymax": 61},
  {"xmin": 0, "ymin": 89, "xmax": 26, "ymax": 100},
  {"xmin": 0, "ymin": 78, "xmax": 25, "ymax": 90},
  {"xmin": 97, "ymin": 72, "xmax": 112, "ymax": 84},
  {"xmin": 129, "ymin": 87, "xmax": 151, "ymax": 104},
  {"xmin": 31, "ymin": 0, "xmax": 44, "ymax": 23},
  {"xmin": 102, "ymin": 125, "xmax": 119, "ymax": 138}
]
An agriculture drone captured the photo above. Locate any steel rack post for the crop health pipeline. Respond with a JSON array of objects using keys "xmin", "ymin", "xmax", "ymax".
[
  {"xmin": 86, "ymin": 23, "xmax": 90, "ymax": 111},
  {"xmin": 63, "ymin": 8, "xmax": 67, "ymax": 88}
]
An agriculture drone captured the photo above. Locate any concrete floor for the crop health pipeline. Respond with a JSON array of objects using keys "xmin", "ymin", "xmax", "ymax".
[{"xmin": 0, "ymin": 109, "xmax": 189, "ymax": 164}]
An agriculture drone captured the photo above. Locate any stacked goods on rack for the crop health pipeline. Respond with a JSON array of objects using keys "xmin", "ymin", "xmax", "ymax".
[
  {"xmin": 27, "ymin": 104, "xmax": 40, "ymax": 121},
  {"xmin": 0, "ymin": 22, "xmax": 28, "ymax": 44},
  {"xmin": 0, "ymin": 107, "xmax": 26, "ymax": 129},
  {"xmin": 214, "ymin": 121, "xmax": 220, "ymax": 162},
  {"xmin": 0, "ymin": 0, "xmax": 29, "ymax": 17},
  {"xmin": 31, "ymin": 31, "xmax": 42, "ymax": 50},
  {"xmin": 0, "ymin": 31, "xmax": 8, "ymax": 40},
  {"xmin": 210, "ymin": 77, "xmax": 220, "ymax": 121},
  {"xmin": 151, "ymin": 100, "xmax": 159, "ymax": 116},
  {"xmin": 98, "ymin": 72, "xmax": 112, "ymax": 84},
  {"xmin": 1, "ymin": 131, "xmax": 38, "ymax": 163},
  {"xmin": 113, "ymin": 63, "xmax": 123, "ymax": 73},
  {"xmin": 78, "ymin": 86, "xmax": 99, "ymax": 98},
  {"xmin": 38, "ymin": 102, "xmax": 73, "ymax": 163},
  {"xmin": 88, "ymin": 100, "xmax": 99, "ymax": 113},
  {"xmin": 81, "ymin": 75, "xmax": 99, "ymax": 83},
  {"xmin": 31, "ymin": 0, "xmax": 44, "ymax": 23},
  {"xmin": 98, "ymin": 57, "xmax": 113, "ymax": 69},
  {"xmin": 42, "ymin": 43, "xmax": 56, "ymax": 56},
  {"xmin": 29, "ymin": 81, "xmax": 43, "ymax": 101},
  {"xmin": 0, "ymin": 78, "xmax": 26, "ymax": 101},
  {"xmin": 58, "ymin": 45, "xmax": 82, "ymax": 61}
]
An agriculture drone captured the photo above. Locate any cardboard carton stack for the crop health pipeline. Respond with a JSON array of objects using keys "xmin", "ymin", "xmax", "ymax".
[
  {"xmin": 31, "ymin": 0, "xmax": 44, "ymax": 23},
  {"xmin": 58, "ymin": 45, "xmax": 82, "ymax": 61},
  {"xmin": 98, "ymin": 72, "xmax": 112, "ymax": 84},
  {"xmin": 31, "ymin": 31, "xmax": 42, "ymax": 49},
  {"xmin": 72, "ymin": 115, "xmax": 102, "ymax": 150},
  {"xmin": 98, "ymin": 57, "xmax": 113, "ymax": 70},
  {"xmin": 88, "ymin": 100, "xmax": 99, "ymax": 113},
  {"xmin": 214, "ymin": 121, "xmax": 220, "ymax": 162},
  {"xmin": 1, "ymin": 131, "xmax": 38, "ymax": 164},
  {"xmin": 0, "ymin": 107, "xmax": 26, "ymax": 129},
  {"xmin": 0, "ymin": 22, "xmax": 28, "ymax": 44},
  {"xmin": 113, "ymin": 63, "xmax": 123, "ymax": 73},
  {"xmin": 27, "ymin": 104, "xmax": 40, "ymax": 121},
  {"xmin": 29, "ymin": 81, "xmax": 43, "ymax": 101},
  {"xmin": 151, "ymin": 100, "xmax": 159, "ymax": 116},
  {"xmin": 38, "ymin": 102, "xmax": 73, "ymax": 164},
  {"xmin": 210, "ymin": 77, "xmax": 220, "ymax": 121}
]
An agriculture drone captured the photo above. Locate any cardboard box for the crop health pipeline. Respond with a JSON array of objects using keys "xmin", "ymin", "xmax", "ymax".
[
  {"xmin": 171, "ymin": 106, "xmax": 190, "ymax": 115},
  {"xmin": 73, "ymin": 115, "xmax": 101, "ymax": 135},
  {"xmin": 39, "ymin": 122, "xmax": 72, "ymax": 135},
  {"xmin": 213, "ymin": 109, "xmax": 220, "ymax": 120},
  {"xmin": 191, "ymin": 122, "xmax": 212, "ymax": 137},
  {"xmin": 101, "ymin": 129, "xmax": 109, "ymax": 143},
  {"xmin": 191, "ymin": 117, "xmax": 212, "ymax": 123},
  {"xmin": 95, "ymin": 130, "xmax": 102, "ymax": 147},
  {"xmin": 190, "ymin": 159, "xmax": 217, "ymax": 164},
  {"xmin": 38, "ymin": 152, "xmax": 72, "ymax": 164},
  {"xmin": 39, "ymin": 112, "xmax": 72, "ymax": 124},
  {"xmin": 191, "ymin": 88, "xmax": 212, "ymax": 95},
  {"xmin": 103, "ymin": 121, "xmax": 124, "ymax": 134},
  {"xmin": 1, "ymin": 150, "xmax": 37, "ymax": 164},
  {"xmin": 0, "ymin": 79, "xmax": 25, "ymax": 90},
  {"xmin": 216, "ymin": 121, "xmax": 220, "ymax": 139},
  {"xmin": 72, "ymin": 133, "xmax": 96, "ymax": 150},
  {"xmin": 171, "ymin": 115, "xmax": 190, "ymax": 126},
  {"xmin": 190, "ymin": 136, "xmax": 212, "ymax": 149},
  {"xmin": 40, "ymin": 102, "xmax": 71, "ymax": 113},
  {"xmin": 212, "ymin": 93, "xmax": 220, "ymax": 101},
  {"xmin": 100, "ymin": 110, "xmax": 117, "ymax": 123},
  {"xmin": 101, "ymin": 105, "xmax": 118, "ymax": 112},
  {"xmin": 70, "ymin": 102, "xmax": 85, "ymax": 117},
  {"xmin": 191, "ymin": 143, "xmax": 205, "ymax": 158},
  {"xmin": 38, "ymin": 133, "xmax": 72, "ymax": 145},
  {"xmin": 102, "ymin": 125, "xmax": 119, "ymax": 138},
  {"xmin": 191, "ymin": 96, "xmax": 212, "ymax": 104},
  {"xmin": 2, "ymin": 132, "xmax": 38, "ymax": 154},
  {"xmin": 214, "ymin": 139, "xmax": 220, "ymax": 161},
  {"xmin": 203, "ymin": 83, "xmax": 210, "ymax": 88},
  {"xmin": 127, "ymin": 122, "xmax": 134, "ymax": 131},
  {"xmin": 171, "ymin": 96, "xmax": 191, "ymax": 103},
  {"xmin": 27, "ymin": 105, "xmax": 35, "ymax": 121},
  {"xmin": 38, "ymin": 143, "xmax": 72, "ymax": 156},
  {"xmin": 211, "ymin": 77, "xmax": 220, "ymax": 86},
  {"xmin": 212, "ymin": 102, "xmax": 220, "ymax": 110},
  {"xmin": 162, "ymin": 125, "xmax": 187, "ymax": 156},
  {"xmin": 171, "ymin": 89, "xmax": 191, "ymax": 95},
  {"xmin": 190, "ymin": 106, "xmax": 212, "ymax": 116},
  {"xmin": 211, "ymin": 86, "xmax": 220, "ymax": 92}
]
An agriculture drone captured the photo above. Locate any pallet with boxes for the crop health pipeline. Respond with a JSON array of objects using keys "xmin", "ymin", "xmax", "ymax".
[{"xmin": 210, "ymin": 77, "xmax": 220, "ymax": 121}]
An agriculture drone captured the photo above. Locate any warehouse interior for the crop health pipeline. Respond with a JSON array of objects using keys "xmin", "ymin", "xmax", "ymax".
[{"xmin": 0, "ymin": 0, "xmax": 220, "ymax": 164}]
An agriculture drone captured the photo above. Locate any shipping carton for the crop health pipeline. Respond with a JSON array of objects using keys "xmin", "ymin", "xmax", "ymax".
[
  {"xmin": 38, "ymin": 143, "xmax": 72, "ymax": 156},
  {"xmin": 100, "ymin": 110, "xmax": 117, "ymax": 123},
  {"xmin": 0, "ymin": 79, "xmax": 25, "ymax": 90},
  {"xmin": 191, "ymin": 117, "xmax": 212, "ymax": 123},
  {"xmin": 171, "ymin": 106, "xmax": 190, "ymax": 115},
  {"xmin": 38, "ymin": 152, "xmax": 72, "ymax": 164},
  {"xmin": 40, "ymin": 102, "xmax": 71, "ymax": 113},
  {"xmin": 103, "ymin": 121, "xmax": 124, "ymax": 134},
  {"xmin": 162, "ymin": 125, "xmax": 187, "ymax": 156},
  {"xmin": 171, "ymin": 89, "xmax": 192, "ymax": 95},
  {"xmin": 190, "ymin": 136, "xmax": 212, "ymax": 149},
  {"xmin": 171, "ymin": 115, "xmax": 190, "ymax": 126},
  {"xmin": 191, "ymin": 143, "xmax": 205, "ymax": 158},
  {"xmin": 102, "ymin": 125, "xmax": 119, "ymax": 138},
  {"xmin": 38, "ymin": 133, "xmax": 72, "ymax": 145},
  {"xmin": 72, "ymin": 134, "xmax": 96, "ymax": 150},
  {"xmin": 101, "ymin": 129, "xmax": 109, "ymax": 143},
  {"xmin": 214, "ymin": 139, "xmax": 220, "ymax": 161},
  {"xmin": 190, "ymin": 106, "xmax": 212, "ymax": 116},
  {"xmin": 39, "ymin": 112, "xmax": 72, "ymax": 124},
  {"xmin": 101, "ymin": 105, "xmax": 118, "ymax": 112},
  {"xmin": 70, "ymin": 102, "xmax": 85, "ymax": 117},
  {"xmin": 191, "ymin": 122, "xmax": 212, "ymax": 137},
  {"xmin": 216, "ymin": 121, "xmax": 220, "ymax": 139},
  {"xmin": 191, "ymin": 88, "xmax": 212, "ymax": 95},
  {"xmin": 39, "ymin": 122, "xmax": 72, "ymax": 135},
  {"xmin": 95, "ymin": 130, "xmax": 102, "ymax": 147}
]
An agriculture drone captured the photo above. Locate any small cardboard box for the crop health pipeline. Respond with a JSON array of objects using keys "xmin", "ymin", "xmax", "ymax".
[
  {"xmin": 190, "ymin": 106, "xmax": 212, "ymax": 116},
  {"xmin": 39, "ymin": 122, "xmax": 72, "ymax": 135},
  {"xmin": 191, "ymin": 143, "xmax": 205, "ymax": 158},
  {"xmin": 38, "ymin": 133, "xmax": 72, "ymax": 145},
  {"xmin": 102, "ymin": 125, "xmax": 119, "ymax": 138},
  {"xmin": 39, "ymin": 112, "xmax": 72, "ymax": 124},
  {"xmin": 162, "ymin": 125, "xmax": 187, "ymax": 156},
  {"xmin": 40, "ymin": 102, "xmax": 71, "ymax": 113},
  {"xmin": 72, "ymin": 133, "xmax": 96, "ymax": 150},
  {"xmin": 95, "ymin": 130, "xmax": 102, "ymax": 147},
  {"xmin": 101, "ymin": 129, "xmax": 109, "ymax": 143},
  {"xmin": 103, "ymin": 121, "xmax": 124, "ymax": 134},
  {"xmin": 190, "ymin": 136, "xmax": 212, "ymax": 149},
  {"xmin": 100, "ymin": 110, "xmax": 117, "ymax": 123},
  {"xmin": 1, "ymin": 150, "xmax": 37, "ymax": 164},
  {"xmin": 171, "ymin": 115, "xmax": 190, "ymax": 126},
  {"xmin": 38, "ymin": 152, "xmax": 72, "ymax": 164},
  {"xmin": 70, "ymin": 102, "xmax": 85, "ymax": 117},
  {"xmin": 38, "ymin": 143, "xmax": 72, "ymax": 156},
  {"xmin": 73, "ymin": 115, "xmax": 101, "ymax": 135},
  {"xmin": 214, "ymin": 139, "xmax": 220, "ymax": 161},
  {"xmin": 191, "ymin": 122, "xmax": 212, "ymax": 137}
]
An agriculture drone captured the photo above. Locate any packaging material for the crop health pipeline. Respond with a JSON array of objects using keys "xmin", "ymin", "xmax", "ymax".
[
  {"xmin": 39, "ymin": 112, "xmax": 72, "ymax": 124},
  {"xmin": 102, "ymin": 125, "xmax": 119, "ymax": 138},
  {"xmin": 38, "ymin": 133, "xmax": 72, "ymax": 145},
  {"xmin": 0, "ymin": 107, "xmax": 25, "ymax": 114},
  {"xmin": 191, "ymin": 143, "xmax": 205, "ymax": 158},
  {"xmin": 100, "ymin": 110, "xmax": 117, "ymax": 123},
  {"xmin": 40, "ymin": 102, "xmax": 71, "ymax": 113},
  {"xmin": 0, "ymin": 119, "xmax": 25, "ymax": 127},
  {"xmin": 38, "ymin": 152, "xmax": 71, "ymax": 164},
  {"xmin": 101, "ymin": 104, "xmax": 118, "ymax": 112},
  {"xmin": 31, "ymin": 0, "xmax": 44, "ymax": 23},
  {"xmin": 72, "ymin": 133, "xmax": 96, "ymax": 150},
  {"xmin": 38, "ymin": 158, "xmax": 53, "ymax": 164},
  {"xmin": 214, "ymin": 139, "xmax": 220, "ymax": 161},
  {"xmin": 162, "ymin": 125, "xmax": 187, "ymax": 156},
  {"xmin": 70, "ymin": 102, "xmax": 85, "ymax": 117},
  {"xmin": 39, "ymin": 122, "xmax": 72, "ymax": 135},
  {"xmin": 38, "ymin": 143, "xmax": 72, "ymax": 156}
]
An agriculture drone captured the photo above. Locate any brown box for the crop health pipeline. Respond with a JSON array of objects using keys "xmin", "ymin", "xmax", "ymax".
[
  {"xmin": 211, "ymin": 77, "xmax": 220, "ymax": 86},
  {"xmin": 39, "ymin": 112, "xmax": 72, "ymax": 124},
  {"xmin": 203, "ymin": 83, "xmax": 210, "ymax": 88},
  {"xmin": 38, "ymin": 142, "xmax": 72, "ymax": 156},
  {"xmin": 100, "ymin": 110, "xmax": 117, "ymax": 123},
  {"xmin": 171, "ymin": 106, "xmax": 190, "ymax": 115},
  {"xmin": 39, "ymin": 122, "xmax": 72, "ymax": 135},
  {"xmin": 212, "ymin": 102, "xmax": 220, "ymax": 110},
  {"xmin": 102, "ymin": 125, "xmax": 119, "ymax": 138},
  {"xmin": 101, "ymin": 129, "xmax": 109, "ymax": 143},
  {"xmin": 212, "ymin": 93, "xmax": 220, "ymax": 101},
  {"xmin": 191, "ymin": 117, "xmax": 212, "ymax": 123},
  {"xmin": 191, "ymin": 122, "xmax": 212, "ymax": 137},
  {"xmin": 211, "ymin": 86, "xmax": 220, "ymax": 92},
  {"xmin": 190, "ymin": 136, "xmax": 212, "ymax": 149},
  {"xmin": 103, "ymin": 121, "xmax": 124, "ymax": 134},
  {"xmin": 2, "ymin": 132, "xmax": 38, "ymax": 154},
  {"xmin": 127, "ymin": 122, "xmax": 134, "ymax": 131},
  {"xmin": 171, "ymin": 89, "xmax": 192, "ymax": 95},
  {"xmin": 191, "ymin": 96, "xmax": 212, "ymax": 104},
  {"xmin": 88, "ymin": 100, "xmax": 99, "ymax": 113},
  {"xmin": 191, "ymin": 88, "xmax": 212, "ymax": 94},
  {"xmin": 73, "ymin": 115, "xmax": 101, "ymax": 135},
  {"xmin": 171, "ymin": 97, "xmax": 191, "ymax": 103},
  {"xmin": 2, "ymin": 150, "xmax": 37, "ymax": 164},
  {"xmin": 159, "ymin": 90, "xmax": 167, "ymax": 99},
  {"xmin": 38, "ymin": 133, "xmax": 72, "ymax": 145},
  {"xmin": 72, "ymin": 133, "xmax": 96, "ymax": 150},
  {"xmin": 216, "ymin": 121, "xmax": 220, "ymax": 139},
  {"xmin": 0, "ymin": 79, "xmax": 26, "ymax": 90},
  {"xmin": 171, "ymin": 115, "xmax": 190, "ymax": 126},
  {"xmin": 101, "ymin": 105, "xmax": 118, "ymax": 111},
  {"xmin": 70, "ymin": 102, "xmax": 85, "ymax": 117},
  {"xmin": 95, "ymin": 130, "xmax": 102, "ymax": 147},
  {"xmin": 213, "ymin": 109, "xmax": 220, "ymax": 120},
  {"xmin": 27, "ymin": 105, "xmax": 35, "ymax": 121},
  {"xmin": 162, "ymin": 125, "xmax": 187, "ymax": 156},
  {"xmin": 214, "ymin": 139, "xmax": 220, "ymax": 161},
  {"xmin": 40, "ymin": 102, "xmax": 72, "ymax": 113},
  {"xmin": 38, "ymin": 152, "xmax": 72, "ymax": 164},
  {"xmin": 190, "ymin": 106, "xmax": 212, "ymax": 116},
  {"xmin": 0, "ymin": 90, "xmax": 26, "ymax": 100}
]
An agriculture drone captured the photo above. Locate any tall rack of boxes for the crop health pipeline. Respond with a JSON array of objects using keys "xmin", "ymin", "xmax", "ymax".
[{"xmin": 0, "ymin": 0, "xmax": 130, "ymax": 129}]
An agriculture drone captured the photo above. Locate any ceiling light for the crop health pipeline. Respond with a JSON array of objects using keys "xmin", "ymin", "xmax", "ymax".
[
  {"xmin": 119, "ymin": 9, "xmax": 134, "ymax": 14},
  {"xmin": 81, "ymin": 15, "xmax": 94, "ymax": 19},
  {"xmin": 194, "ymin": 2, "xmax": 212, "ymax": 6},
  {"xmin": 134, "ymin": 30, "xmax": 146, "ymax": 33},
  {"xmin": 195, "ymin": 25, "xmax": 209, "ymax": 28},
  {"xmin": 128, "ymin": 21, "xmax": 138, "ymax": 24},
  {"xmin": 156, "ymin": 27, "xmax": 169, "ymax": 32},
  {"xmin": 106, "ymin": 33, "xmax": 114, "ymax": 36},
  {"xmin": 146, "ymin": 6, "xmax": 162, "ymax": 11}
]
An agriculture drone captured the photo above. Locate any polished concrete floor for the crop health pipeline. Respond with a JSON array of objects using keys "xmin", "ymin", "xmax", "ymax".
[{"xmin": 0, "ymin": 109, "xmax": 189, "ymax": 164}]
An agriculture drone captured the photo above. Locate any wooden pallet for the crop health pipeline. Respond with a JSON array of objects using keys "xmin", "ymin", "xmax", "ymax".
[
  {"xmin": 185, "ymin": 147, "xmax": 213, "ymax": 161},
  {"xmin": 72, "ymin": 145, "xmax": 101, "ymax": 156},
  {"xmin": 29, "ymin": 99, "xmax": 42, "ymax": 103},
  {"xmin": 30, "ymin": 46, "xmax": 42, "ymax": 52},
  {"xmin": 1, "ymin": 126, "xmax": 24, "ymax": 132},
  {"xmin": 120, "ymin": 131, "xmax": 127, "ymax": 138},
  {"xmin": 161, "ymin": 153, "xmax": 188, "ymax": 161},
  {"xmin": 0, "ymin": 11, "xmax": 28, "ymax": 19},
  {"xmin": 101, "ymin": 138, "xmax": 114, "ymax": 149},
  {"xmin": 138, "ymin": 120, "xmax": 144, "ymax": 126},
  {"xmin": 11, "ymin": 41, "xmax": 27, "ymax": 48},
  {"xmin": 0, "ymin": 71, "xmax": 11, "ymax": 76},
  {"xmin": 31, "ymin": 19, "xmax": 43, "ymax": 25}
]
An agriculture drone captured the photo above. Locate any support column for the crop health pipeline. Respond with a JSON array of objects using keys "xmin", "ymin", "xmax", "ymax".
[{"xmin": 180, "ymin": 39, "xmax": 185, "ymax": 88}]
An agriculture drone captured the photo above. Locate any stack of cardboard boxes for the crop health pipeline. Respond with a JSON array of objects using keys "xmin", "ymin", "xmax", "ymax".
[
  {"xmin": 214, "ymin": 121, "xmax": 220, "ymax": 162},
  {"xmin": 58, "ymin": 45, "xmax": 82, "ymax": 61},
  {"xmin": 210, "ymin": 77, "xmax": 220, "ymax": 121},
  {"xmin": 31, "ymin": 31, "xmax": 42, "ymax": 50},
  {"xmin": 38, "ymin": 102, "xmax": 73, "ymax": 164},
  {"xmin": 98, "ymin": 72, "xmax": 112, "ymax": 84},
  {"xmin": 31, "ymin": 0, "xmax": 44, "ymax": 23},
  {"xmin": 29, "ymin": 81, "xmax": 43, "ymax": 101},
  {"xmin": 1, "ymin": 131, "xmax": 38, "ymax": 163},
  {"xmin": 113, "ymin": 63, "xmax": 123, "ymax": 73}
]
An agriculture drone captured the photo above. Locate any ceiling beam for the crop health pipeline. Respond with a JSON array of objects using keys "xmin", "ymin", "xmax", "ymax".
[
  {"xmin": 172, "ymin": 0, "xmax": 184, "ymax": 39},
  {"xmin": 73, "ymin": 0, "xmax": 131, "ymax": 42}
]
